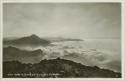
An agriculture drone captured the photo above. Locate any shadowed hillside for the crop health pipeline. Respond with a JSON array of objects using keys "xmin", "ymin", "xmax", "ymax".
[
  {"xmin": 3, "ymin": 46, "xmax": 45, "ymax": 63},
  {"xmin": 3, "ymin": 58, "xmax": 121, "ymax": 78}
]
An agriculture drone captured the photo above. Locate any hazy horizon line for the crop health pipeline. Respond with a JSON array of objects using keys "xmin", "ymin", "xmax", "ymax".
[{"xmin": 3, "ymin": 34, "xmax": 121, "ymax": 40}]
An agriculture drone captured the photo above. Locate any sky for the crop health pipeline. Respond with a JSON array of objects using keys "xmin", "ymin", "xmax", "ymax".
[{"xmin": 3, "ymin": 3, "xmax": 121, "ymax": 39}]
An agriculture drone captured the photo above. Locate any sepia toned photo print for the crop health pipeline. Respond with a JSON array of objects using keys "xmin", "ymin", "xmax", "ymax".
[{"xmin": 2, "ymin": 2, "xmax": 121, "ymax": 78}]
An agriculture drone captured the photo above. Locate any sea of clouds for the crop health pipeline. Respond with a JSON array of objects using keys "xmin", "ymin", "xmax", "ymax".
[{"xmin": 14, "ymin": 39, "xmax": 121, "ymax": 72}]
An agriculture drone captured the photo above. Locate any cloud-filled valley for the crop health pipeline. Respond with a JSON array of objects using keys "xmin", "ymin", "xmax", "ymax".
[{"xmin": 3, "ymin": 38, "xmax": 121, "ymax": 72}]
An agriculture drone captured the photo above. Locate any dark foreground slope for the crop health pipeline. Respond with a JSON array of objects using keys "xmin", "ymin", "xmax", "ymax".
[{"xmin": 3, "ymin": 58, "xmax": 121, "ymax": 78}]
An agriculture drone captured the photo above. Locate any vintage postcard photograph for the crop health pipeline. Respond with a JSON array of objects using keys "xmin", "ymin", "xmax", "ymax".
[{"xmin": 1, "ymin": 1, "xmax": 123, "ymax": 79}]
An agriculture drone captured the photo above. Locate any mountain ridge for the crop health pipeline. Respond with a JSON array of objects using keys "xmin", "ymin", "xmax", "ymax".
[
  {"xmin": 3, "ymin": 34, "xmax": 51, "ymax": 46},
  {"xmin": 3, "ymin": 58, "xmax": 121, "ymax": 78}
]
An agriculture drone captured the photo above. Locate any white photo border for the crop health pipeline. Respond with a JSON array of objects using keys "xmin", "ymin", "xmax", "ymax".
[{"xmin": 0, "ymin": 0, "xmax": 124, "ymax": 81}]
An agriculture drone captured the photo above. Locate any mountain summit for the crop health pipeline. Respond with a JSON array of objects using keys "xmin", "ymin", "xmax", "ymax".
[
  {"xmin": 29, "ymin": 34, "xmax": 40, "ymax": 39},
  {"xmin": 4, "ymin": 34, "xmax": 51, "ymax": 46}
]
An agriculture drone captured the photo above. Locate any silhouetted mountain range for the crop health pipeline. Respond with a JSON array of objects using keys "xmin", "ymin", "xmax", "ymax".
[
  {"xmin": 3, "ymin": 58, "xmax": 121, "ymax": 78},
  {"xmin": 4, "ymin": 34, "xmax": 51, "ymax": 46}
]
